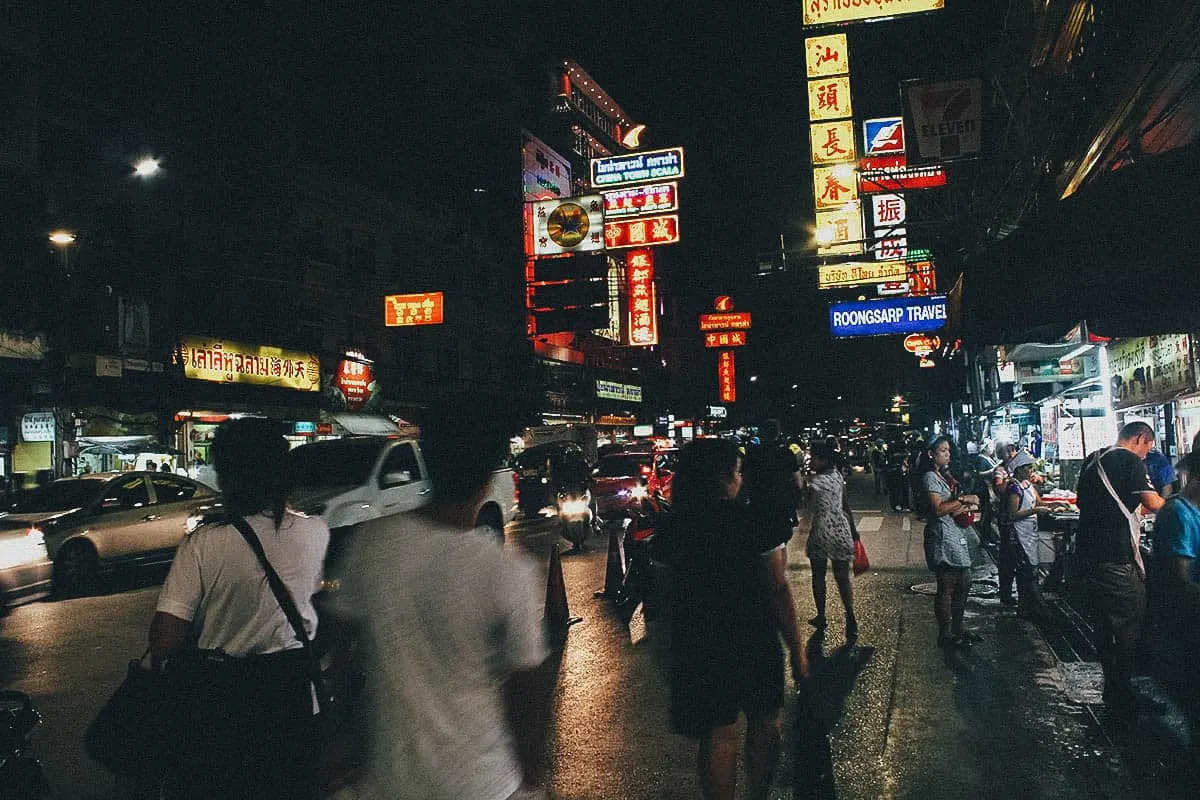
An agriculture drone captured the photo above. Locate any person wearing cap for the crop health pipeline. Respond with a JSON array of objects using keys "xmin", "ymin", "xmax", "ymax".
[{"xmin": 1004, "ymin": 451, "xmax": 1051, "ymax": 619}]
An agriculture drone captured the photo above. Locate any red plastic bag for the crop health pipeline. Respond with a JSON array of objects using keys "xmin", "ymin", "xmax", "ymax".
[{"xmin": 852, "ymin": 539, "xmax": 870, "ymax": 576}]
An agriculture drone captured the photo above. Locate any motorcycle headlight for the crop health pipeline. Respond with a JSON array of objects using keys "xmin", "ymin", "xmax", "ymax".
[
  {"xmin": 559, "ymin": 499, "xmax": 591, "ymax": 516},
  {"xmin": 630, "ymin": 484, "xmax": 648, "ymax": 500}
]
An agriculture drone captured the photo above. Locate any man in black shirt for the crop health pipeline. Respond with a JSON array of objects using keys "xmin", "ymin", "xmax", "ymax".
[{"xmin": 1075, "ymin": 421, "xmax": 1165, "ymax": 719}]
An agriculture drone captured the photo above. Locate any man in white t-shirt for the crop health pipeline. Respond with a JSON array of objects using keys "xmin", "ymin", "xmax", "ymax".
[{"xmin": 327, "ymin": 395, "xmax": 549, "ymax": 800}]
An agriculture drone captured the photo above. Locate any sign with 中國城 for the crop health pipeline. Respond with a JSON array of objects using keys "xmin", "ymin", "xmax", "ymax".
[
  {"xmin": 596, "ymin": 379, "xmax": 643, "ymax": 403},
  {"xmin": 590, "ymin": 147, "xmax": 685, "ymax": 188},
  {"xmin": 829, "ymin": 295, "xmax": 948, "ymax": 338},
  {"xmin": 807, "ymin": 75, "xmax": 853, "ymax": 121},
  {"xmin": 21, "ymin": 412, "xmax": 55, "ymax": 443},
  {"xmin": 704, "ymin": 331, "xmax": 748, "ymax": 348},
  {"xmin": 179, "ymin": 337, "xmax": 320, "ymax": 391},
  {"xmin": 521, "ymin": 129, "xmax": 572, "ymax": 201},
  {"xmin": 525, "ymin": 195, "xmax": 606, "ymax": 256},
  {"xmin": 604, "ymin": 215, "xmax": 679, "ymax": 250},
  {"xmin": 805, "ymin": 33, "xmax": 848, "ymax": 78},
  {"xmin": 904, "ymin": 78, "xmax": 983, "ymax": 162},
  {"xmin": 803, "ymin": 0, "xmax": 944, "ymax": 27},
  {"xmin": 384, "ymin": 292, "xmax": 445, "ymax": 327},
  {"xmin": 601, "ymin": 183, "xmax": 678, "ymax": 218},
  {"xmin": 818, "ymin": 260, "xmax": 908, "ymax": 289},
  {"xmin": 813, "ymin": 165, "xmax": 859, "ymax": 209},
  {"xmin": 810, "ymin": 120, "xmax": 857, "ymax": 165},
  {"xmin": 815, "ymin": 206, "xmax": 864, "ymax": 256}
]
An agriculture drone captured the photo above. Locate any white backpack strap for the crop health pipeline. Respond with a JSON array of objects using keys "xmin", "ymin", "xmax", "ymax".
[{"xmin": 1094, "ymin": 451, "xmax": 1145, "ymax": 577}]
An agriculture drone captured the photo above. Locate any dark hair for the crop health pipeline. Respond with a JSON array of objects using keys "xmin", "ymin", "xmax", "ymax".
[
  {"xmin": 419, "ymin": 392, "xmax": 519, "ymax": 506},
  {"xmin": 1118, "ymin": 420, "xmax": 1155, "ymax": 443},
  {"xmin": 916, "ymin": 434, "xmax": 955, "ymax": 477},
  {"xmin": 672, "ymin": 438, "xmax": 741, "ymax": 512},
  {"xmin": 810, "ymin": 440, "xmax": 837, "ymax": 467},
  {"xmin": 212, "ymin": 417, "xmax": 291, "ymax": 526}
]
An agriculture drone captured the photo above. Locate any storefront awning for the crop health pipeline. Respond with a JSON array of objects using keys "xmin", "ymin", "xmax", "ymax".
[{"xmin": 328, "ymin": 413, "xmax": 402, "ymax": 436}]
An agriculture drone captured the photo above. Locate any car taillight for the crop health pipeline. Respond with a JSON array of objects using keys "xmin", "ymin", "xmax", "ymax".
[{"xmin": 640, "ymin": 464, "xmax": 652, "ymax": 476}]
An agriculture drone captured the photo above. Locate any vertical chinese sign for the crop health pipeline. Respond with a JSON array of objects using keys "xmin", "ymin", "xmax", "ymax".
[
  {"xmin": 806, "ymin": 33, "xmax": 860, "ymax": 257},
  {"xmin": 626, "ymin": 248, "xmax": 658, "ymax": 346},
  {"xmin": 718, "ymin": 350, "xmax": 736, "ymax": 403}
]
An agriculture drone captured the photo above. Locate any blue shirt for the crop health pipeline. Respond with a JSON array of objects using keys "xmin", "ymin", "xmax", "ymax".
[
  {"xmin": 1144, "ymin": 449, "xmax": 1177, "ymax": 494},
  {"xmin": 1152, "ymin": 495, "xmax": 1200, "ymax": 584}
]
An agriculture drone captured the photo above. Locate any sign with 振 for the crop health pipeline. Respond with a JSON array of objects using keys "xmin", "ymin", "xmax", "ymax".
[
  {"xmin": 805, "ymin": 33, "xmax": 848, "ymax": 78},
  {"xmin": 179, "ymin": 337, "xmax": 321, "ymax": 391},
  {"xmin": 903, "ymin": 77, "xmax": 983, "ymax": 162},
  {"xmin": 525, "ymin": 195, "xmax": 606, "ymax": 256},
  {"xmin": 829, "ymin": 295, "xmax": 948, "ymax": 338},
  {"xmin": 590, "ymin": 147, "xmax": 685, "ymax": 188},
  {"xmin": 803, "ymin": 0, "xmax": 944, "ymax": 27},
  {"xmin": 384, "ymin": 292, "xmax": 445, "ymax": 327},
  {"xmin": 819, "ymin": 260, "xmax": 908, "ymax": 289}
]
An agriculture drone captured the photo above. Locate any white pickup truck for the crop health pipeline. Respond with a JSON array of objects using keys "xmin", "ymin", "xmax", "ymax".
[{"xmin": 287, "ymin": 436, "xmax": 516, "ymax": 544}]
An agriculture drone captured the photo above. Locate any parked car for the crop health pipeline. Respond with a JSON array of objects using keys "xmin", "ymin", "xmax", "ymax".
[
  {"xmin": 0, "ymin": 472, "xmax": 221, "ymax": 601},
  {"xmin": 590, "ymin": 448, "xmax": 678, "ymax": 521}
]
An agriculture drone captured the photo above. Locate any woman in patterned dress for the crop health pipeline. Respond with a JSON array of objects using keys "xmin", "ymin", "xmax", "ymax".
[{"xmin": 805, "ymin": 441, "xmax": 859, "ymax": 639}]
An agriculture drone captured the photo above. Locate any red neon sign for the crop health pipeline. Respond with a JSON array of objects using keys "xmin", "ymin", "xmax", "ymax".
[
  {"xmin": 626, "ymin": 249, "xmax": 658, "ymax": 346},
  {"xmin": 718, "ymin": 350, "xmax": 736, "ymax": 403},
  {"xmin": 859, "ymin": 160, "xmax": 947, "ymax": 193},
  {"xmin": 699, "ymin": 312, "xmax": 752, "ymax": 331},
  {"xmin": 604, "ymin": 214, "xmax": 680, "ymax": 250},
  {"xmin": 704, "ymin": 331, "xmax": 747, "ymax": 348},
  {"xmin": 601, "ymin": 183, "xmax": 678, "ymax": 218},
  {"xmin": 384, "ymin": 292, "xmax": 445, "ymax": 326}
]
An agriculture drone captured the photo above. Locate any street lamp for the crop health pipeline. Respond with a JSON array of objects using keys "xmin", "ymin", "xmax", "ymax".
[
  {"xmin": 133, "ymin": 157, "xmax": 162, "ymax": 178},
  {"xmin": 48, "ymin": 230, "xmax": 76, "ymax": 277}
]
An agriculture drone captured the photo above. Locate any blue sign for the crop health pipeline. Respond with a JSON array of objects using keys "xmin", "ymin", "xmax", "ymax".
[
  {"xmin": 293, "ymin": 421, "xmax": 316, "ymax": 435},
  {"xmin": 829, "ymin": 295, "xmax": 947, "ymax": 338},
  {"xmin": 590, "ymin": 147, "xmax": 685, "ymax": 188},
  {"xmin": 863, "ymin": 116, "xmax": 905, "ymax": 155}
]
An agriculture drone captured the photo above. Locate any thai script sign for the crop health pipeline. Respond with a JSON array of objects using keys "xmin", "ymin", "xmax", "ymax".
[
  {"xmin": 596, "ymin": 379, "xmax": 643, "ymax": 402},
  {"xmin": 180, "ymin": 337, "xmax": 320, "ymax": 391},
  {"xmin": 859, "ymin": 156, "xmax": 947, "ymax": 192},
  {"xmin": 604, "ymin": 214, "xmax": 680, "ymax": 249},
  {"xmin": 21, "ymin": 412, "xmax": 55, "ymax": 443},
  {"xmin": 384, "ymin": 292, "xmax": 445, "ymax": 327},
  {"xmin": 819, "ymin": 260, "xmax": 908, "ymax": 289},
  {"xmin": 803, "ymin": 0, "xmax": 944, "ymax": 27},
  {"xmin": 601, "ymin": 183, "xmax": 678, "ymax": 218},
  {"xmin": 0, "ymin": 330, "xmax": 46, "ymax": 361},
  {"xmin": 626, "ymin": 249, "xmax": 659, "ymax": 346},
  {"xmin": 590, "ymin": 147, "xmax": 685, "ymax": 188},
  {"xmin": 829, "ymin": 295, "xmax": 947, "ymax": 337},
  {"xmin": 699, "ymin": 312, "xmax": 752, "ymax": 331}
]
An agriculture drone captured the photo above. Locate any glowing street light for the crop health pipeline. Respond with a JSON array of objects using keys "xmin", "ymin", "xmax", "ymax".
[
  {"xmin": 133, "ymin": 157, "xmax": 161, "ymax": 178},
  {"xmin": 48, "ymin": 230, "xmax": 76, "ymax": 246}
]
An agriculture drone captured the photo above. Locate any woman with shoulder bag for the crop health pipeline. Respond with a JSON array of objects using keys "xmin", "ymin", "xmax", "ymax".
[
  {"xmin": 147, "ymin": 418, "xmax": 330, "ymax": 799},
  {"xmin": 919, "ymin": 436, "xmax": 982, "ymax": 650}
]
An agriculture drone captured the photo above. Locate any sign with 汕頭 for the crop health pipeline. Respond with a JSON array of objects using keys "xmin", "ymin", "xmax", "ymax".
[
  {"xmin": 601, "ymin": 183, "xmax": 678, "ymax": 218},
  {"xmin": 525, "ymin": 195, "xmax": 606, "ymax": 256},
  {"xmin": 699, "ymin": 312, "xmax": 752, "ymax": 331},
  {"xmin": 815, "ymin": 206, "xmax": 864, "ymax": 256},
  {"xmin": 863, "ymin": 117, "xmax": 906, "ymax": 155},
  {"xmin": 605, "ymin": 215, "xmax": 679, "ymax": 250},
  {"xmin": 813, "ymin": 165, "xmax": 859, "ymax": 209},
  {"xmin": 803, "ymin": 0, "xmax": 944, "ymax": 27},
  {"xmin": 704, "ymin": 331, "xmax": 748, "ymax": 348},
  {"xmin": 625, "ymin": 249, "xmax": 659, "ymax": 346},
  {"xmin": 179, "ymin": 337, "xmax": 320, "ymax": 391},
  {"xmin": 810, "ymin": 120, "xmax": 857, "ymax": 165},
  {"xmin": 596, "ymin": 379, "xmax": 643, "ymax": 403},
  {"xmin": 829, "ymin": 295, "xmax": 948, "ymax": 338},
  {"xmin": 818, "ymin": 260, "xmax": 908, "ymax": 289},
  {"xmin": 384, "ymin": 292, "xmax": 445, "ymax": 327},
  {"xmin": 521, "ymin": 129, "xmax": 572, "ymax": 201},
  {"xmin": 903, "ymin": 77, "xmax": 983, "ymax": 162},
  {"xmin": 805, "ymin": 33, "xmax": 848, "ymax": 78},
  {"xmin": 808, "ymin": 75, "xmax": 853, "ymax": 121},
  {"xmin": 718, "ymin": 350, "xmax": 736, "ymax": 403},
  {"xmin": 590, "ymin": 147, "xmax": 685, "ymax": 188}
]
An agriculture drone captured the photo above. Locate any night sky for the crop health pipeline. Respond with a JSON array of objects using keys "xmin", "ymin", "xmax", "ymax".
[{"xmin": 43, "ymin": 0, "xmax": 1012, "ymax": 423}]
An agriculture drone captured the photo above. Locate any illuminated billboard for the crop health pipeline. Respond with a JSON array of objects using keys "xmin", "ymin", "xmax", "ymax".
[
  {"xmin": 525, "ymin": 195, "xmax": 606, "ymax": 256},
  {"xmin": 520, "ymin": 129, "xmax": 572, "ymax": 201},
  {"xmin": 590, "ymin": 147, "xmax": 685, "ymax": 188},
  {"xmin": 859, "ymin": 156, "xmax": 946, "ymax": 192},
  {"xmin": 699, "ymin": 312, "xmax": 752, "ymax": 331},
  {"xmin": 180, "ymin": 336, "xmax": 320, "ymax": 391},
  {"xmin": 384, "ymin": 292, "xmax": 445, "ymax": 327},
  {"xmin": 601, "ymin": 183, "xmax": 678, "ymax": 218},
  {"xmin": 807, "ymin": 75, "xmax": 853, "ymax": 121},
  {"xmin": 829, "ymin": 295, "xmax": 948, "ymax": 338},
  {"xmin": 863, "ymin": 117, "xmax": 906, "ymax": 155},
  {"xmin": 704, "ymin": 331, "xmax": 747, "ymax": 348},
  {"xmin": 803, "ymin": 0, "xmax": 944, "ymax": 27},
  {"xmin": 805, "ymin": 33, "xmax": 849, "ymax": 78},
  {"xmin": 818, "ymin": 260, "xmax": 908, "ymax": 289},
  {"xmin": 604, "ymin": 214, "xmax": 679, "ymax": 249},
  {"xmin": 625, "ymin": 249, "xmax": 659, "ymax": 346},
  {"xmin": 718, "ymin": 350, "xmax": 736, "ymax": 403},
  {"xmin": 810, "ymin": 120, "xmax": 857, "ymax": 165},
  {"xmin": 814, "ymin": 165, "xmax": 859, "ymax": 209},
  {"xmin": 815, "ymin": 205, "xmax": 864, "ymax": 256}
]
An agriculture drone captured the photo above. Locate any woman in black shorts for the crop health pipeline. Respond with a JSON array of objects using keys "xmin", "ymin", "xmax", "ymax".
[{"xmin": 661, "ymin": 438, "xmax": 807, "ymax": 800}]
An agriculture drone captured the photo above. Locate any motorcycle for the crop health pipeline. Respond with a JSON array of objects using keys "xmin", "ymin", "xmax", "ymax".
[
  {"xmin": 612, "ymin": 494, "xmax": 671, "ymax": 622},
  {"xmin": 0, "ymin": 691, "xmax": 50, "ymax": 800},
  {"xmin": 555, "ymin": 482, "xmax": 595, "ymax": 551}
]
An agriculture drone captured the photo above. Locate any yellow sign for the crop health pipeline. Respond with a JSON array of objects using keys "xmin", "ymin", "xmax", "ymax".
[
  {"xmin": 803, "ymin": 0, "xmax": 944, "ymax": 27},
  {"xmin": 813, "ymin": 164, "xmax": 859, "ymax": 209},
  {"xmin": 805, "ymin": 33, "xmax": 848, "ymax": 78},
  {"xmin": 807, "ymin": 75, "xmax": 852, "ymax": 121},
  {"xmin": 809, "ymin": 120, "xmax": 857, "ymax": 165},
  {"xmin": 815, "ymin": 205, "xmax": 864, "ymax": 256},
  {"xmin": 179, "ymin": 337, "xmax": 320, "ymax": 392},
  {"xmin": 818, "ymin": 260, "xmax": 908, "ymax": 289}
]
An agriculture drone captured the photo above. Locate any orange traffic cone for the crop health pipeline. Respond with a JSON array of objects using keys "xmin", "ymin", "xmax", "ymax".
[
  {"xmin": 545, "ymin": 543, "xmax": 582, "ymax": 642},
  {"xmin": 594, "ymin": 521, "xmax": 627, "ymax": 599}
]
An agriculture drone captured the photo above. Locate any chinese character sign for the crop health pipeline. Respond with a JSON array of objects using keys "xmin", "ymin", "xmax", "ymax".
[
  {"xmin": 704, "ymin": 331, "xmax": 748, "ymax": 348},
  {"xmin": 815, "ymin": 205, "xmax": 864, "ymax": 256},
  {"xmin": 813, "ymin": 165, "xmax": 859, "ymax": 210},
  {"xmin": 718, "ymin": 350, "xmax": 736, "ymax": 403},
  {"xmin": 601, "ymin": 183, "xmax": 678, "ymax": 218},
  {"xmin": 180, "ymin": 337, "xmax": 321, "ymax": 391},
  {"xmin": 810, "ymin": 120, "xmax": 857, "ymax": 166},
  {"xmin": 870, "ymin": 194, "xmax": 906, "ymax": 228},
  {"xmin": 807, "ymin": 75, "xmax": 853, "ymax": 121},
  {"xmin": 525, "ymin": 195, "xmax": 606, "ymax": 257},
  {"xmin": 625, "ymin": 249, "xmax": 659, "ymax": 346},
  {"xmin": 605, "ymin": 214, "xmax": 680, "ymax": 250},
  {"xmin": 383, "ymin": 292, "xmax": 446, "ymax": 327},
  {"xmin": 805, "ymin": 33, "xmax": 848, "ymax": 78}
]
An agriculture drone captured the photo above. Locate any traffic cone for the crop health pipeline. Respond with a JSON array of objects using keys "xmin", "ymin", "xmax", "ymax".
[
  {"xmin": 545, "ymin": 543, "xmax": 582, "ymax": 642},
  {"xmin": 594, "ymin": 520, "xmax": 627, "ymax": 599}
]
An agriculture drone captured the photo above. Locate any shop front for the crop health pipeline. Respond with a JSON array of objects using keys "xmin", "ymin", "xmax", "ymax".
[
  {"xmin": 593, "ymin": 378, "xmax": 643, "ymax": 448},
  {"xmin": 0, "ymin": 330, "xmax": 51, "ymax": 489},
  {"xmin": 1107, "ymin": 334, "xmax": 1195, "ymax": 459}
]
